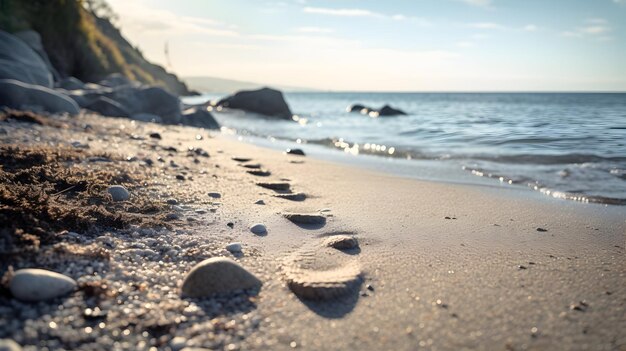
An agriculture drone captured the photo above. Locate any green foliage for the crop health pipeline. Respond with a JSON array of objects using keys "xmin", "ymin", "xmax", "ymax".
[{"xmin": 0, "ymin": 0, "xmax": 189, "ymax": 95}]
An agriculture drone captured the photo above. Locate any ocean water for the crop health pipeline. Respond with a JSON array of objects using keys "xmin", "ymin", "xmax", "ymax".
[{"xmin": 184, "ymin": 92, "xmax": 626, "ymax": 206}]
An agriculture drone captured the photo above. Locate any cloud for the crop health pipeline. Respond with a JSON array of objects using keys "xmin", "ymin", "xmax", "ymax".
[
  {"xmin": 562, "ymin": 18, "xmax": 611, "ymax": 38},
  {"xmin": 460, "ymin": 0, "xmax": 493, "ymax": 7},
  {"xmin": 523, "ymin": 24, "xmax": 538, "ymax": 32},
  {"xmin": 295, "ymin": 26, "xmax": 334, "ymax": 33},
  {"xmin": 469, "ymin": 22, "xmax": 503, "ymax": 29},
  {"xmin": 303, "ymin": 7, "xmax": 381, "ymax": 17}
]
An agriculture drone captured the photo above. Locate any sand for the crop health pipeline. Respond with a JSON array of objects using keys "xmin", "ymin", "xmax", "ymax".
[{"xmin": 0, "ymin": 112, "xmax": 624, "ymax": 350}]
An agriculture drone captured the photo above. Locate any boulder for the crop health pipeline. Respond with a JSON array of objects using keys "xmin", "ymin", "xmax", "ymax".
[
  {"xmin": 181, "ymin": 257, "xmax": 262, "ymax": 297},
  {"xmin": 378, "ymin": 104, "xmax": 407, "ymax": 116},
  {"xmin": 0, "ymin": 30, "xmax": 53, "ymax": 88},
  {"xmin": 9, "ymin": 268, "xmax": 76, "ymax": 302},
  {"xmin": 217, "ymin": 87, "xmax": 292, "ymax": 119},
  {"xmin": 14, "ymin": 30, "xmax": 61, "ymax": 82},
  {"xmin": 181, "ymin": 107, "xmax": 219, "ymax": 129},
  {"xmin": 347, "ymin": 103, "xmax": 368, "ymax": 113},
  {"xmin": 106, "ymin": 86, "xmax": 182, "ymax": 124},
  {"xmin": 0, "ymin": 79, "xmax": 80, "ymax": 115},
  {"xmin": 56, "ymin": 77, "xmax": 85, "ymax": 91},
  {"xmin": 85, "ymin": 96, "xmax": 130, "ymax": 117},
  {"xmin": 98, "ymin": 73, "xmax": 135, "ymax": 88}
]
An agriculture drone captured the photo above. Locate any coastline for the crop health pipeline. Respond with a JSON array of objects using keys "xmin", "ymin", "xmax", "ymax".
[{"xmin": 0, "ymin": 113, "xmax": 624, "ymax": 350}]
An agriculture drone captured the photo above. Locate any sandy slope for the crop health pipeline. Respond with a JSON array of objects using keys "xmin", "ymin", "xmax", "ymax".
[{"xmin": 0, "ymin": 113, "xmax": 624, "ymax": 350}]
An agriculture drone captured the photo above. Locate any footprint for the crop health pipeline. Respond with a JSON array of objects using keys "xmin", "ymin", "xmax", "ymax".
[
  {"xmin": 247, "ymin": 170, "xmax": 271, "ymax": 177},
  {"xmin": 273, "ymin": 193, "xmax": 307, "ymax": 201},
  {"xmin": 240, "ymin": 163, "xmax": 262, "ymax": 169},
  {"xmin": 256, "ymin": 182, "xmax": 291, "ymax": 191},
  {"xmin": 283, "ymin": 212, "xmax": 326, "ymax": 226},
  {"xmin": 232, "ymin": 156, "xmax": 252, "ymax": 162},
  {"xmin": 283, "ymin": 242, "xmax": 363, "ymax": 300}
]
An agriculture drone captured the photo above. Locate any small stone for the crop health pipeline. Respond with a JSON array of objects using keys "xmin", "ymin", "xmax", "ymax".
[
  {"xmin": 225, "ymin": 242, "xmax": 242, "ymax": 253},
  {"xmin": 208, "ymin": 192, "xmax": 221, "ymax": 198},
  {"xmin": 166, "ymin": 198, "xmax": 179, "ymax": 205},
  {"xmin": 536, "ymin": 227, "xmax": 548, "ymax": 232},
  {"xmin": 170, "ymin": 336, "xmax": 187, "ymax": 351},
  {"xmin": 366, "ymin": 284, "xmax": 374, "ymax": 291},
  {"xmin": 0, "ymin": 339, "xmax": 21, "ymax": 351},
  {"xmin": 10, "ymin": 269, "xmax": 76, "ymax": 302},
  {"xmin": 149, "ymin": 132, "xmax": 162, "ymax": 139},
  {"xmin": 165, "ymin": 213, "xmax": 180, "ymax": 221},
  {"xmin": 107, "ymin": 185, "xmax": 130, "ymax": 202},
  {"xmin": 176, "ymin": 174, "xmax": 186, "ymax": 181},
  {"xmin": 285, "ymin": 148, "xmax": 305, "ymax": 156},
  {"xmin": 181, "ymin": 257, "xmax": 262, "ymax": 297},
  {"xmin": 254, "ymin": 199, "xmax": 265, "ymax": 205},
  {"xmin": 250, "ymin": 223, "xmax": 267, "ymax": 235},
  {"xmin": 227, "ymin": 222, "xmax": 234, "ymax": 228},
  {"xmin": 283, "ymin": 213, "xmax": 326, "ymax": 225},
  {"xmin": 518, "ymin": 265, "xmax": 527, "ymax": 270},
  {"xmin": 323, "ymin": 235, "xmax": 359, "ymax": 250}
]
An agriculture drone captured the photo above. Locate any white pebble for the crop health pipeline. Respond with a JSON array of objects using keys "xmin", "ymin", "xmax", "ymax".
[
  {"xmin": 10, "ymin": 269, "xmax": 76, "ymax": 302},
  {"xmin": 107, "ymin": 185, "xmax": 130, "ymax": 201}
]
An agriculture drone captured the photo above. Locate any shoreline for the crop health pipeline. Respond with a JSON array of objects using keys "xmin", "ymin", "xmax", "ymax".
[{"xmin": 0, "ymin": 112, "xmax": 624, "ymax": 350}]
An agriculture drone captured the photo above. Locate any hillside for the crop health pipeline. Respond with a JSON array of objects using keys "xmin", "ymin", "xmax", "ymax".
[
  {"xmin": 0, "ymin": 0, "xmax": 192, "ymax": 95},
  {"xmin": 184, "ymin": 76, "xmax": 316, "ymax": 94}
]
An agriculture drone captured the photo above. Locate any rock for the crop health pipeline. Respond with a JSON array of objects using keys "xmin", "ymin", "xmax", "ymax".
[
  {"xmin": 283, "ymin": 213, "xmax": 326, "ymax": 225},
  {"xmin": 169, "ymin": 337, "xmax": 187, "ymax": 351},
  {"xmin": 181, "ymin": 257, "xmax": 262, "ymax": 297},
  {"xmin": 217, "ymin": 87, "xmax": 292, "ymax": 119},
  {"xmin": 377, "ymin": 104, "xmax": 407, "ymax": 116},
  {"xmin": 56, "ymin": 77, "xmax": 84, "ymax": 91},
  {"xmin": 254, "ymin": 199, "xmax": 265, "ymax": 205},
  {"xmin": 9, "ymin": 268, "xmax": 76, "ymax": 302},
  {"xmin": 181, "ymin": 107, "xmax": 219, "ymax": 129},
  {"xmin": 285, "ymin": 148, "xmax": 305, "ymax": 156},
  {"xmin": 149, "ymin": 132, "xmax": 162, "ymax": 139},
  {"xmin": 323, "ymin": 235, "xmax": 359, "ymax": 250},
  {"xmin": 347, "ymin": 103, "xmax": 368, "ymax": 113},
  {"xmin": 85, "ymin": 96, "xmax": 130, "ymax": 117},
  {"xmin": 14, "ymin": 30, "xmax": 60, "ymax": 81},
  {"xmin": 225, "ymin": 242, "xmax": 242, "ymax": 253},
  {"xmin": 0, "ymin": 30, "xmax": 53, "ymax": 87},
  {"xmin": 256, "ymin": 182, "xmax": 290, "ymax": 191},
  {"xmin": 273, "ymin": 193, "xmax": 306, "ymax": 201},
  {"xmin": 98, "ymin": 73, "xmax": 135, "ymax": 88},
  {"xmin": 104, "ymin": 86, "xmax": 182, "ymax": 124},
  {"xmin": 208, "ymin": 192, "xmax": 221, "ymax": 199},
  {"xmin": 0, "ymin": 79, "xmax": 80, "ymax": 114},
  {"xmin": 0, "ymin": 339, "xmax": 21, "ymax": 351},
  {"xmin": 107, "ymin": 185, "xmax": 130, "ymax": 201},
  {"xmin": 250, "ymin": 223, "xmax": 267, "ymax": 235}
]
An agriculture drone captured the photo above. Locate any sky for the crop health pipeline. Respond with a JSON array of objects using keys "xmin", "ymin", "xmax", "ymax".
[{"xmin": 107, "ymin": 0, "xmax": 626, "ymax": 91}]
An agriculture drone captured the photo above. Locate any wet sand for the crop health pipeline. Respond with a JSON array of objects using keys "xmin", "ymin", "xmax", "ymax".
[{"xmin": 0, "ymin": 112, "xmax": 624, "ymax": 350}]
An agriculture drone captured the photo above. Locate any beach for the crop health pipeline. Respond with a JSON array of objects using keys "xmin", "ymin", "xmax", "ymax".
[{"xmin": 1, "ymin": 112, "xmax": 623, "ymax": 350}]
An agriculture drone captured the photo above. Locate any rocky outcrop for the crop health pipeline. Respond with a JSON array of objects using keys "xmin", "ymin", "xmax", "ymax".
[
  {"xmin": 181, "ymin": 107, "xmax": 220, "ymax": 130},
  {"xmin": 85, "ymin": 96, "xmax": 130, "ymax": 117},
  {"xmin": 0, "ymin": 79, "xmax": 80, "ymax": 115},
  {"xmin": 347, "ymin": 103, "xmax": 407, "ymax": 117},
  {"xmin": 0, "ymin": 30, "xmax": 53, "ymax": 88},
  {"xmin": 217, "ymin": 87, "xmax": 292, "ymax": 119},
  {"xmin": 14, "ymin": 30, "xmax": 61, "ymax": 82}
]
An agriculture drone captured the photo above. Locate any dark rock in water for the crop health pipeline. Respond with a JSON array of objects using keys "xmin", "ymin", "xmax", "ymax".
[
  {"xmin": 0, "ymin": 79, "xmax": 80, "ymax": 114},
  {"xmin": 56, "ymin": 77, "xmax": 84, "ymax": 91},
  {"xmin": 0, "ymin": 30, "xmax": 53, "ymax": 88},
  {"xmin": 378, "ymin": 104, "xmax": 407, "ymax": 116},
  {"xmin": 181, "ymin": 106, "xmax": 219, "ymax": 130},
  {"xmin": 181, "ymin": 257, "xmax": 261, "ymax": 297},
  {"xmin": 217, "ymin": 87, "xmax": 292, "ymax": 119},
  {"xmin": 347, "ymin": 104, "xmax": 369, "ymax": 113},
  {"xmin": 286, "ymin": 148, "xmax": 305, "ymax": 156},
  {"xmin": 85, "ymin": 96, "xmax": 130, "ymax": 117},
  {"xmin": 256, "ymin": 182, "xmax": 290, "ymax": 191}
]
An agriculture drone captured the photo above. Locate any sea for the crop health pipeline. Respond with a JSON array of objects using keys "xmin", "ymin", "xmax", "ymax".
[{"xmin": 183, "ymin": 92, "xmax": 626, "ymax": 206}]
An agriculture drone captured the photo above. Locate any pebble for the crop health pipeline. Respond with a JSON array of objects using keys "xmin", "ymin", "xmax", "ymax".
[
  {"xmin": 283, "ymin": 213, "xmax": 326, "ymax": 225},
  {"xmin": 181, "ymin": 257, "xmax": 262, "ymax": 297},
  {"xmin": 285, "ymin": 148, "xmax": 305, "ymax": 156},
  {"xmin": 10, "ymin": 268, "xmax": 76, "ymax": 302},
  {"xmin": 0, "ymin": 339, "xmax": 21, "ymax": 351},
  {"xmin": 208, "ymin": 192, "xmax": 221, "ymax": 198},
  {"xmin": 165, "ymin": 213, "xmax": 181, "ymax": 221},
  {"xmin": 250, "ymin": 223, "xmax": 267, "ymax": 235},
  {"xmin": 225, "ymin": 242, "xmax": 242, "ymax": 253},
  {"xmin": 176, "ymin": 174, "xmax": 186, "ymax": 181},
  {"xmin": 107, "ymin": 185, "xmax": 130, "ymax": 201},
  {"xmin": 149, "ymin": 132, "xmax": 162, "ymax": 139},
  {"xmin": 227, "ymin": 222, "xmax": 234, "ymax": 228},
  {"xmin": 166, "ymin": 198, "xmax": 179, "ymax": 205},
  {"xmin": 254, "ymin": 199, "xmax": 265, "ymax": 205},
  {"xmin": 323, "ymin": 235, "xmax": 359, "ymax": 250},
  {"xmin": 170, "ymin": 336, "xmax": 187, "ymax": 351},
  {"xmin": 536, "ymin": 227, "xmax": 548, "ymax": 232}
]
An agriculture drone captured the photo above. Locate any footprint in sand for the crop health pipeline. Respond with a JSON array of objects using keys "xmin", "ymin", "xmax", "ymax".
[
  {"xmin": 247, "ymin": 169, "xmax": 271, "ymax": 177},
  {"xmin": 231, "ymin": 156, "xmax": 252, "ymax": 162},
  {"xmin": 240, "ymin": 163, "xmax": 262, "ymax": 169},
  {"xmin": 283, "ymin": 236, "xmax": 363, "ymax": 300},
  {"xmin": 256, "ymin": 182, "xmax": 291, "ymax": 191},
  {"xmin": 273, "ymin": 193, "xmax": 307, "ymax": 201}
]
